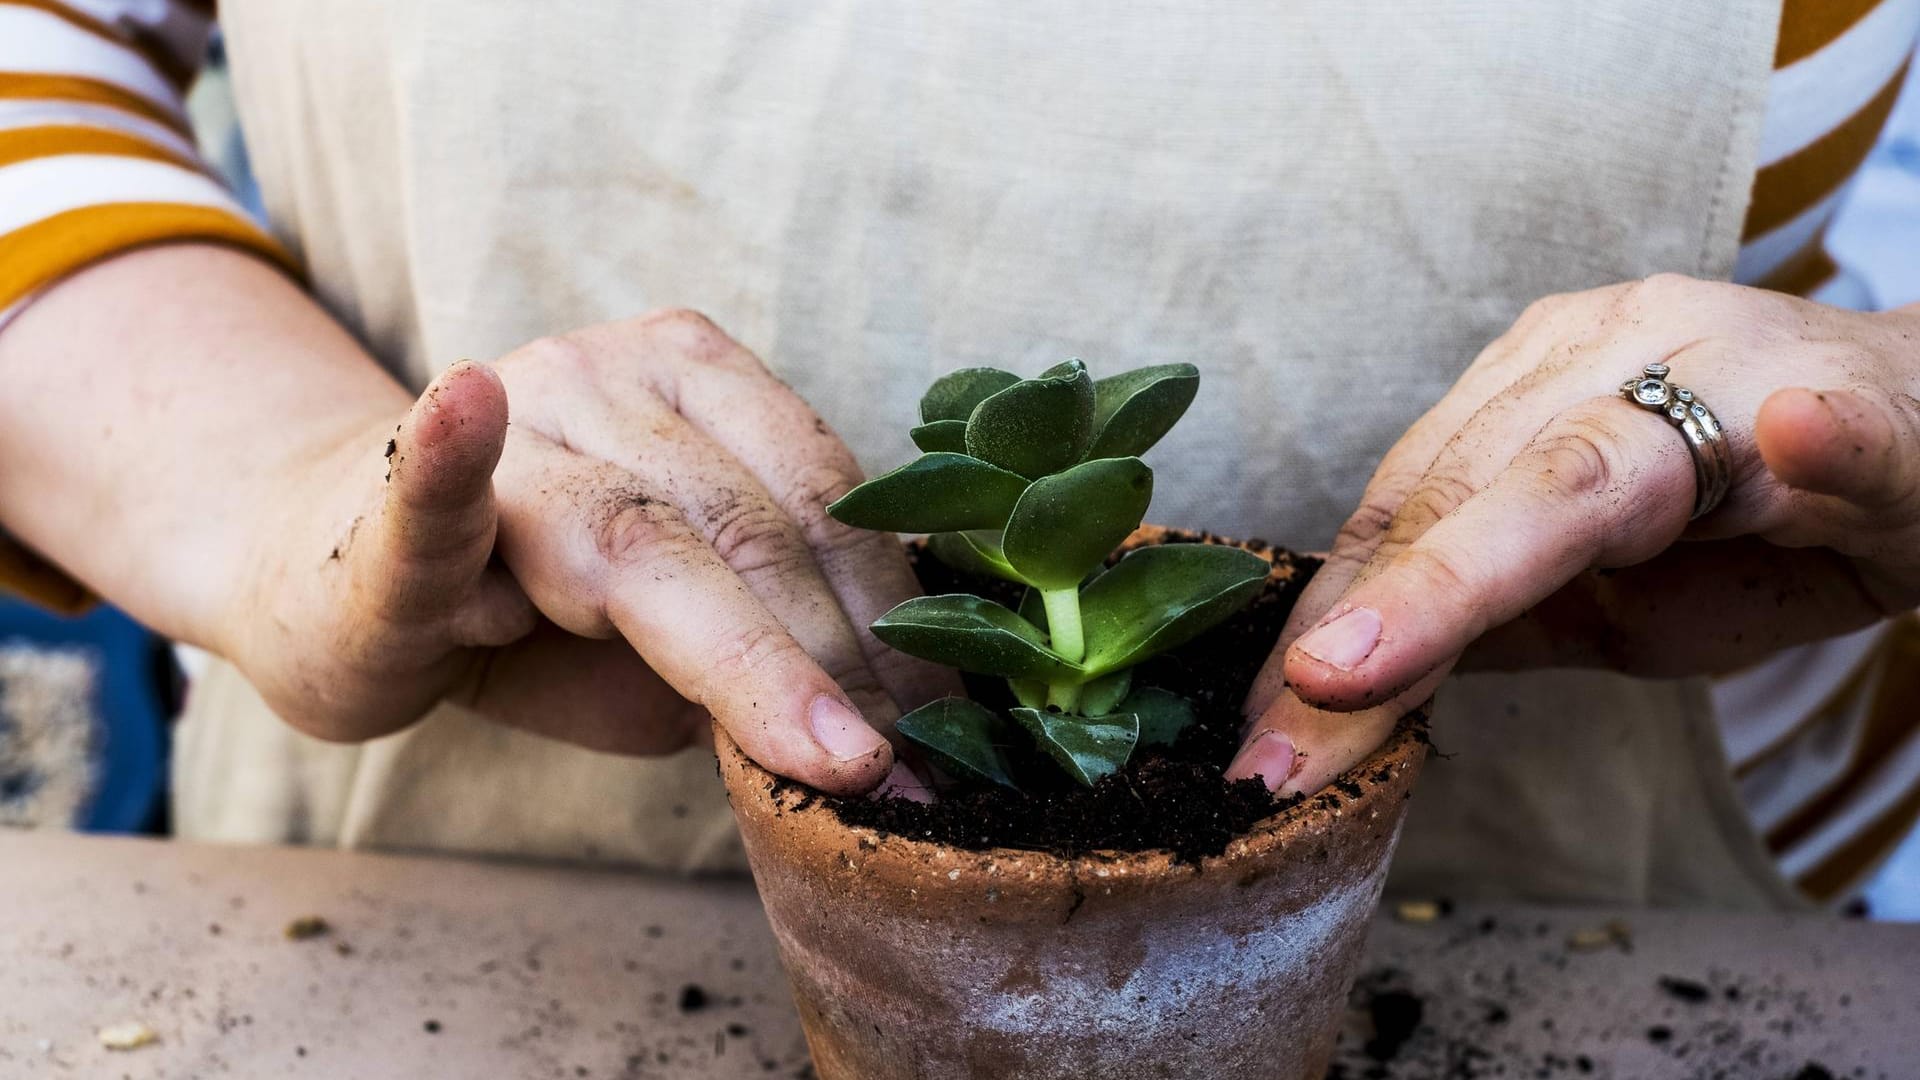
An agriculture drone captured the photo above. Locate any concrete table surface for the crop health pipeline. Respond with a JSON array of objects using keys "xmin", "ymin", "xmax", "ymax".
[{"xmin": 2, "ymin": 831, "xmax": 1913, "ymax": 1080}]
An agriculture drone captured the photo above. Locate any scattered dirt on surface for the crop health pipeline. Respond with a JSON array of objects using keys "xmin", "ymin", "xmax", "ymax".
[
  {"xmin": 1364, "ymin": 988, "xmax": 1425, "ymax": 1061},
  {"xmin": 1658, "ymin": 976, "xmax": 1712, "ymax": 1004},
  {"xmin": 283, "ymin": 916, "xmax": 330, "ymax": 941},
  {"xmin": 803, "ymin": 533, "xmax": 1357, "ymax": 861},
  {"xmin": 1326, "ymin": 912, "xmax": 1880, "ymax": 1080}
]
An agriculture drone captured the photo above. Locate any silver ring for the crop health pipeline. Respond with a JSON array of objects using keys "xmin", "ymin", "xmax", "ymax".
[{"xmin": 1619, "ymin": 362, "xmax": 1731, "ymax": 519}]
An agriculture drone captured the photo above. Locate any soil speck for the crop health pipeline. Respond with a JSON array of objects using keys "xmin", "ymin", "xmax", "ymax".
[
  {"xmin": 1657, "ymin": 976, "xmax": 1711, "ymax": 1003},
  {"xmin": 284, "ymin": 916, "xmax": 330, "ymax": 941},
  {"xmin": 1365, "ymin": 989, "xmax": 1425, "ymax": 1061}
]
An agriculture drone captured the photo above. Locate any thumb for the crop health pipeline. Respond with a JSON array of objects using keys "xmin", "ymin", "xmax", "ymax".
[
  {"xmin": 364, "ymin": 361, "xmax": 512, "ymax": 618},
  {"xmin": 1756, "ymin": 386, "xmax": 1917, "ymax": 508}
]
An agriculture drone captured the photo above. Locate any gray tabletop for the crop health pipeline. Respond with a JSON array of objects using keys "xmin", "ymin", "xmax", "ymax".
[{"xmin": 2, "ymin": 832, "xmax": 1913, "ymax": 1079}]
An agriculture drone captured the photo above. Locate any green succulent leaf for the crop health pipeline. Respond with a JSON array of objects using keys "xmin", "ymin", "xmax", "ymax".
[
  {"xmin": 1077, "ymin": 669, "xmax": 1134, "ymax": 716},
  {"xmin": 909, "ymin": 419, "xmax": 970, "ymax": 454},
  {"xmin": 826, "ymin": 453, "xmax": 1029, "ymax": 534},
  {"xmin": 871, "ymin": 594, "xmax": 1082, "ymax": 681},
  {"xmin": 1121, "ymin": 686, "xmax": 1197, "ymax": 747},
  {"xmin": 1011, "ymin": 707, "xmax": 1138, "ymax": 787},
  {"xmin": 920, "ymin": 367, "xmax": 1022, "ymax": 424},
  {"xmin": 1085, "ymin": 364, "xmax": 1200, "ymax": 460},
  {"xmin": 1080, "ymin": 543, "xmax": 1270, "ymax": 674},
  {"xmin": 896, "ymin": 697, "xmax": 1018, "ymax": 788},
  {"xmin": 964, "ymin": 360, "xmax": 1096, "ymax": 478},
  {"xmin": 1002, "ymin": 457, "xmax": 1152, "ymax": 590},
  {"xmin": 926, "ymin": 529, "xmax": 1023, "ymax": 583}
]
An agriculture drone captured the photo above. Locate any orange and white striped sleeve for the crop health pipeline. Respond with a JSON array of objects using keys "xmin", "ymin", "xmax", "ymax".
[
  {"xmin": 1734, "ymin": 0, "xmax": 1920, "ymax": 297},
  {"xmin": 0, "ymin": 0, "xmax": 295, "ymax": 322},
  {"xmin": 0, "ymin": 0, "xmax": 294, "ymax": 612}
]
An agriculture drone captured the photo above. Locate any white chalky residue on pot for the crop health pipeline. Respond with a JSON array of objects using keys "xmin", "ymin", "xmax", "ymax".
[{"xmin": 969, "ymin": 867, "xmax": 1385, "ymax": 1040}]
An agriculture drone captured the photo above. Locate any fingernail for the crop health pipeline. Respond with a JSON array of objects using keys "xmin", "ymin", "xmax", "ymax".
[
  {"xmin": 1294, "ymin": 608, "xmax": 1381, "ymax": 671},
  {"xmin": 810, "ymin": 695, "xmax": 888, "ymax": 762},
  {"xmin": 1227, "ymin": 731, "xmax": 1296, "ymax": 792}
]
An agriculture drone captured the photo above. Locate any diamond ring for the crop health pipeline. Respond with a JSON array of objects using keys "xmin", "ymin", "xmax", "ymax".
[{"xmin": 1618, "ymin": 362, "xmax": 1732, "ymax": 520}]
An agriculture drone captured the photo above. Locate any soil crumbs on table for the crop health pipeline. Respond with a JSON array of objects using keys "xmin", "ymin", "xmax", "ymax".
[
  {"xmin": 1325, "ymin": 914, "xmax": 1880, "ymax": 1080},
  {"xmin": 800, "ymin": 535, "xmax": 1341, "ymax": 863}
]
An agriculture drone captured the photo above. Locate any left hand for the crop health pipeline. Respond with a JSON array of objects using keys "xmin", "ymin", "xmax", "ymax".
[{"xmin": 1230, "ymin": 274, "xmax": 1920, "ymax": 795}]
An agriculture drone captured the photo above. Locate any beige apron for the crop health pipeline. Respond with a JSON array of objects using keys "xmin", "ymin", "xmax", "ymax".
[{"xmin": 178, "ymin": 0, "xmax": 1802, "ymax": 907}]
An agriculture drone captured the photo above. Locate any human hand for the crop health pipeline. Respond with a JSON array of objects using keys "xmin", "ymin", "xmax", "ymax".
[
  {"xmin": 222, "ymin": 309, "xmax": 955, "ymax": 795},
  {"xmin": 1230, "ymin": 275, "xmax": 1920, "ymax": 795}
]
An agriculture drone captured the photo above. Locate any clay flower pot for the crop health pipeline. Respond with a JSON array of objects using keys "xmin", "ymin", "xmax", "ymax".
[{"xmin": 719, "ymin": 533, "xmax": 1428, "ymax": 1079}]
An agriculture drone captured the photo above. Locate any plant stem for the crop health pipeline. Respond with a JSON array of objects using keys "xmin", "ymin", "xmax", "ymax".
[
  {"xmin": 1041, "ymin": 588, "xmax": 1086, "ymax": 664},
  {"xmin": 1046, "ymin": 681, "xmax": 1082, "ymax": 713}
]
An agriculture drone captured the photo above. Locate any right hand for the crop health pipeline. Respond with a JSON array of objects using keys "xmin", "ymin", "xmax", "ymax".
[{"xmin": 220, "ymin": 309, "xmax": 955, "ymax": 794}]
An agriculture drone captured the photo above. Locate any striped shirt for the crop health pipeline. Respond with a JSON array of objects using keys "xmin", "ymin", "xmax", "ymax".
[
  {"xmin": 0, "ymin": 0, "xmax": 1916, "ymax": 903},
  {"xmin": 1737, "ymin": 0, "xmax": 1920, "ymax": 300}
]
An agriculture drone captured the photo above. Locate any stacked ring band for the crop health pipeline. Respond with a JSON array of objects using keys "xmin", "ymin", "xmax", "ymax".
[{"xmin": 1618, "ymin": 362, "xmax": 1732, "ymax": 519}]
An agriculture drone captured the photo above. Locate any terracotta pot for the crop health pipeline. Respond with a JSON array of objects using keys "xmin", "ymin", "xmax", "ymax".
[{"xmin": 719, "ymin": 532, "xmax": 1428, "ymax": 1079}]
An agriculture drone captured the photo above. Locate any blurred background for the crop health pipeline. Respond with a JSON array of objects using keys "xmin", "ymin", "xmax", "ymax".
[{"xmin": 6, "ymin": 40, "xmax": 1919, "ymax": 918}]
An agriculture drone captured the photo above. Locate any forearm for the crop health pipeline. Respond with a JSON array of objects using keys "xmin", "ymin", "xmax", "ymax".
[{"xmin": 0, "ymin": 243, "xmax": 411, "ymax": 647}]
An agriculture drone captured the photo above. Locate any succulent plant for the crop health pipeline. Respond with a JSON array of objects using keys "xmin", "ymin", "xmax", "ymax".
[{"xmin": 828, "ymin": 360, "xmax": 1270, "ymax": 789}]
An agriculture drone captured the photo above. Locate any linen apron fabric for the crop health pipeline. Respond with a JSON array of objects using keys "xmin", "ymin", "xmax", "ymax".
[{"xmin": 177, "ymin": 0, "xmax": 1802, "ymax": 905}]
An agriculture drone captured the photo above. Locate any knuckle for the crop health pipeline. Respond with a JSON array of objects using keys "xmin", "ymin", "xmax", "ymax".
[
  {"xmin": 813, "ymin": 528, "xmax": 903, "ymax": 588},
  {"xmin": 707, "ymin": 621, "xmax": 800, "ymax": 689},
  {"xmin": 706, "ymin": 496, "xmax": 811, "ymax": 578},
  {"xmin": 1884, "ymin": 390, "xmax": 1920, "ymax": 457},
  {"xmin": 830, "ymin": 660, "xmax": 890, "ymax": 704},
  {"xmin": 641, "ymin": 306, "xmax": 723, "ymax": 339},
  {"xmin": 1331, "ymin": 491, "xmax": 1405, "ymax": 555},
  {"xmin": 1633, "ymin": 272, "xmax": 1724, "ymax": 317},
  {"xmin": 1395, "ymin": 471, "xmax": 1478, "ymax": 533},
  {"xmin": 638, "ymin": 307, "xmax": 758, "ymax": 370},
  {"xmin": 1639, "ymin": 271, "xmax": 1695, "ymax": 296},
  {"xmin": 1317, "ymin": 544, "xmax": 1373, "ymax": 581},
  {"xmin": 1592, "ymin": 278, "xmax": 1654, "ymax": 320},
  {"xmin": 1515, "ymin": 291, "xmax": 1572, "ymax": 329},
  {"xmin": 594, "ymin": 497, "xmax": 696, "ymax": 568},
  {"xmin": 1519, "ymin": 285, "xmax": 1605, "ymax": 327},
  {"xmin": 507, "ymin": 333, "xmax": 593, "ymax": 378},
  {"xmin": 786, "ymin": 461, "xmax": 860, "ymax": 511},
  {"xmin": 1397, "ymin": 545, "xmax": 1477, "ymax": 601},
  {"xmin": 781, "ymin": 461, "xmax": 863, "ymax": 535},
  {"xmin": 1527, "ymin": 419, "xmax": 1622, "ymax": 499}
]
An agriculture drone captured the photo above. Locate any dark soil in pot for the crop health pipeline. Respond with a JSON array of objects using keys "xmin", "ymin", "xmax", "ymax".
[{"xmin": 784, "ymin": 528, "xmax": 1393, "ymax": 862}]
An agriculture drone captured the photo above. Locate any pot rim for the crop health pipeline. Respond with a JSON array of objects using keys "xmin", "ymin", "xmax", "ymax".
[{"xmin": 719, "ymin": 714, "xmax": 1426, "ymax": 891}]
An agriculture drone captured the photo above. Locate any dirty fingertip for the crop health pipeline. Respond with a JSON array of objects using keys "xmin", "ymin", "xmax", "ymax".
[
  {"xmin": 810, "ymin": 694, "xmax": 889, "ymax": 761},
  {"xmin": 1225, "ymin": 729, "xmax": 1297, "ymax": 792},
  {"xmin": 804, "ymin": 694, "xmax": 894, "ymax": 794}
]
